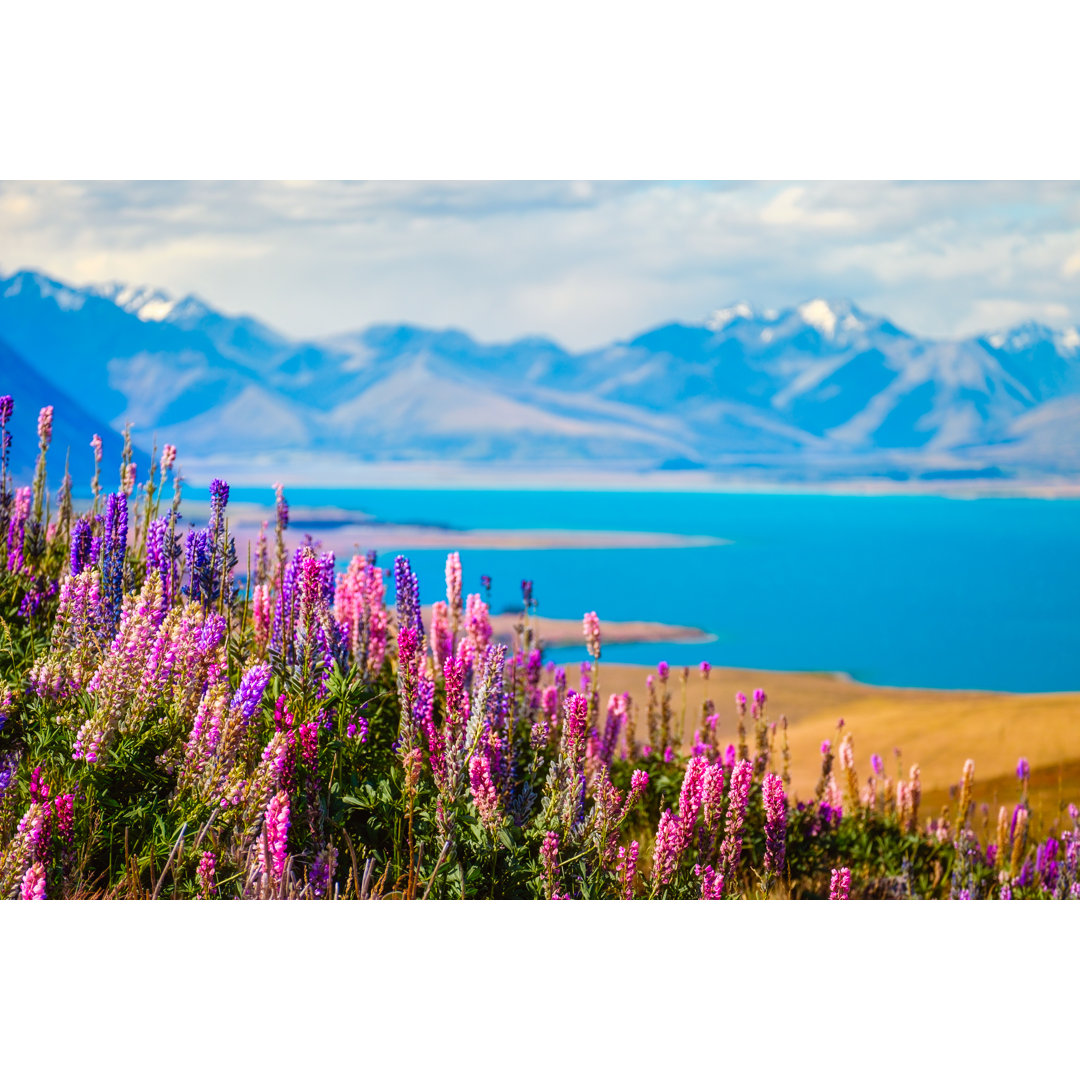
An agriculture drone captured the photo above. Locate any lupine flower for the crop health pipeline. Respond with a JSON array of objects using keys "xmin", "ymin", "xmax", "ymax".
[
  {"xmin": 197, "ymin": 850, "xmax": 217, "ymax": 898},
  {"xmin": 763, "ymin": 773, "xmax": 787, "ymax": 877},
  {"xmin": 101, "ymin": 491, "xmax": 128, "ymax": 633},
  {"xmin": 260, "ymin": 790, "xmax": 291, "ymax": 883},
  {"xmin": 6, "ymin": 486, "xmax": 30, "ymax": 572},
  {"xmin": 651, "ymin": 808, "xmax": 683, "ymax": 889},
  {"xmin": 445, "ymin": 551, "xmax": 462, "ymax": 628},
  {"xmin": 870, "ymin": 753, "xmax": 883, "ymax": 776},
  {"xmin": 37, "ymin": 405, "xmax": 53, "ymax": 450},
  {"xmin": 90, "ymin": 433, "xmax": 103, "ymax": 463},
  {"xmin": 616, "ymin": 841, "xmax": 639, "ymax": 900},
  {"xmin": 539, "ymin": 831, "xmax": 561, "ymax": 898},
  {"xmin": 719, "ymin": 759, "xmax": 753, "ymax": 882},
  {"xmin": 394, "ymin": 554, "xmax": 423, "ymax": 639},
  {"xmin": 121, "ymin": 462, "xmax": 137, "ymax": 497},
  {"xmin": 20, "ymin": 861, "xmax": 47, "ymax": 900},
  {"xmin": 582, "ymin": 611, "xmax": 601, "ymax": 660},
  {"xmin": 700, "ymin": 661, "xmax": 711, "ymax": 677},
  {"xmin": 829, "ymin": 867, "xmax": 851, "ymax": 900},
  {"xmin": 694, "ymin": 864, "xmax": 724, "ymax": 899},
  {"xmin": 1016, "ymin": 757, "xmax": 1030, "ymax": 782},
  {"xmin": 469, "ymin": 751, "xmax": 501, "ymax": 833},
  {"xmin": 161, "ymin": 444, "xmax": 177, "ymax": 472}
]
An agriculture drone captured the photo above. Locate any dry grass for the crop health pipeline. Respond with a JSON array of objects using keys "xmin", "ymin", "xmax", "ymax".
[{"xmin": 596, "ymin": 661, "xmax": 1080, "ymax": 819}]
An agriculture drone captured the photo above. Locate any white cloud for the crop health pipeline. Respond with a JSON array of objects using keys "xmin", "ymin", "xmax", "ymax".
[{"xmin": 1, "ymin": 181, "xmax": 1079, "ymax": 348}]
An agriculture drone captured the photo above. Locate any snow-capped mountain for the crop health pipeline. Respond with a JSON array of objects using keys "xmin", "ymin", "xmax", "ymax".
[{"xmin": 1, "ymin": 268, "xmax": 1078, "ymax": 483}]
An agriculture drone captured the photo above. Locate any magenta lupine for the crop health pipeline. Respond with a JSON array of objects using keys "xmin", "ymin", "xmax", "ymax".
[
  {"xmin": 469, "ymin": 751, "xmax": 501, "ymax": 832},
  {"xmin": 260, "ymin": 790, "xmax": 291, "ymax": 883},
  {"xmin": 431, "ymin": 600, "xmax": 453, "ymax": 669},
  {"xmin": 694, "ymin": 864, "xmax": 724, "ymax": 900},
  {"xmin": 20, "ymin": 861, "xmax": 47, "ymax": 900},
  {"xmin": 719, "ymin": 759, "xmax": 753, "ymax": 883},
  {"xmin": 763, "ymin": 773, "xmax": 787, "ymax": 878},
  {"xmin": 540, "ymin": 830, "xmax": 561, "ymax": 898},
  {"xmin": 678, "ymin": 755, "xmax": 708, "ymax": 846},
  {"xmin": 701, "ymin": 760, "xmax": 725, "ymax": 843},
  {"xmin": 651, "ymin": 809, "xmax": 682, "ymax": 889},
  {"xmin": 616, "ymin": 840, "xmax": 639, "ymax": 900},
  {"xmin": 465, "ymin": 592, "xmax": 492, "ymax": 661},
  {"xmin": 829, "ymin": 867, "xmax": 851, "ymax": 900},
  {"xmin": 6, "ymin": 486, "xmax": 30, "ymax": 572},
  {"xmin": 197, "ymin": 850, "xmax": 217, "ymax": 898},
  {"xmin": 597, "ymin": 692, "xmax": 628, "ymax": 766},
  {"xmin": 582, "ymin": 611, "xmax": 601, "ymax": 661}
]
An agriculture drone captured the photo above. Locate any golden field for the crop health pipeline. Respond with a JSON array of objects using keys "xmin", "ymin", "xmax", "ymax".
[{"xmin": 595, "ymin": 662, "xmax": 1080, "ymax": 836}]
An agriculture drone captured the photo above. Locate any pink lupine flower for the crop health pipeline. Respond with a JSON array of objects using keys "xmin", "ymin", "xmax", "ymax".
[
  {"xmin": 735, "ymin": 691, "xmax": 747, "ymax": 715},
  {"xmin": 260, "ymin": 791, "xmax": 291, "ymax": 882},
  {"xmin": 651, "ymin": 808, "xmax": 682, "ymax": 888},
  {"xmin": 469, "ymin": 751, "xmax": 501, "ymax": 832},
  {"xmin": 465, "ymin": 592, "xmax": 492, "ymax": 657},
  {"xmin": 724, "ymin": 744, "xmax": 736, "ymax": 768},
  {"xmin": 161, "ymin": 443, "xmax": 177, "ymax": 472},
  {"xmin": 694, "ymin": 864, "xmax": 724, "ymax": 900},
  {"xmin": 582, "ymin": 611, "xmax": 601, "ymax": 660},
  {"xmin": 445, "ymin": 551, "xmax": 462, "ymax": 626},
  {"xmin": 701, "ymin": 761, "xmax": 725, "ymax": 838},
  {"xmin": 197, "ymin": 851, "xmax": 217, "ymax": 898},
  {"xmin": 719, "ymin": 759, "xmax": 753, "ymax": 881},
  {"xmin": 21, "ymin": 861, "xmax": 47, "ymax": 900},
  {"xmin": 616, "ymin": 841, "xmax": 639, "ymax": 900},
  {"xmin": 121, "ymin": 462, "xmax": 137, "ymax": 497},
  {"xmin": 678, "ymin": 755, "xmax": 708, "ymax": 844},
  {"xmin": 90, "ymin": 433, "xmax": 103, "ymax": 463},
  {"xmin": 540, "ymin": 831, "xmax": 561, "ymax": 898},
  {"xmin": 763, "ymin": 773, "xmax": 787, "ymax": 876},
  {"xmin": 37, "ymin": 405, "xmax": 53, "ymax": 449},
  {"xmin": 829, "ymin": 867, "xmax": 851, "ymax": 900},
  {"xmin": 700, "ymin": 661, "xmax": 711, "ymax": 677},
  {"xmin": 431, "ymin": 600, "xmax": 453, "ymax": 669}
]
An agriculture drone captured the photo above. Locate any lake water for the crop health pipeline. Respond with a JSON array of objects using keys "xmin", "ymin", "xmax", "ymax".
[{"xmin": 233, "ymin": 488, "xmax": 1080, "ymax": 693}]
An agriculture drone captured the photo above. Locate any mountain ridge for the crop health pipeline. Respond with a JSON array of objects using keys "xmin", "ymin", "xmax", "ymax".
[{"xmin": 1, "ymin": 268, "xmax": 1078, "ymax": 483}]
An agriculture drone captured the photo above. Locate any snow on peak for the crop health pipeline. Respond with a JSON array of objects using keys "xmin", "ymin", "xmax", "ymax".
[
  {"xmin": 706, "ymin": 302, "xmax": 756, "ymax": 332},
  {"xmin": 89, "ymin": 282, "xmax": 180, "ymax": 322},
  {"xmin": 3, "ymin": 270, "xmax": 86, "ymax": 311},
  {"xmin": 1061, "ymin": 327, "xmax": 1080, "ymax": 353}
]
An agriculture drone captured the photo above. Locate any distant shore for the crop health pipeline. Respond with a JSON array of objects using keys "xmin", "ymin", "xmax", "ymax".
[{"xmin": 177, "ymin": 456, "xmax": 1080, "ymax": 500}]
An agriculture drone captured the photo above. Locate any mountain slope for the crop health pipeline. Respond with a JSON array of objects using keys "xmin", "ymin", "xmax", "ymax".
[{"xmin": 2, "ymin": 269, "xmax": 1079, "ymax": 481}]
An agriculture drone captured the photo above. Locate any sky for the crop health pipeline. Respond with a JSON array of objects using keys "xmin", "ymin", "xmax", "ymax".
[{"xmin": 1, "ymin": 180, "xmax": 1079, "ymax": 350}]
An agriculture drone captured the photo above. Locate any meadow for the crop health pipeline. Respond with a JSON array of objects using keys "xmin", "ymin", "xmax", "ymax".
[{"xmin": 0, "ymin": 393, "xmax": 1076, "ymax": 900}]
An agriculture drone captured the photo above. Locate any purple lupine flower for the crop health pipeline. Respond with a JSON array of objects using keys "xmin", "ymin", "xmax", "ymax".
[
  {"xmin": 70, "ymin": 517, "xmax": 94, "ymax": 575},
  {"xmin": 829, "ymin": 867, "xmax": 851, "ymax": 900},
  {"xmin": 753, "ymin": 688, "xmax": 766, "ymax": 708},
  {"xmin": 763, "ymin": 773, "xmax": 787, "ymax": 877},
  {"xmin": 101, "ymin": 491, "xmax": 128, "ymax": 633},
  {"xmin": 394, "ymin": 554, "xmax": 423, "ymax": 638},
  {"xmin": 230, "ymin": 663, "xmax": 272, "ymax": 725},
  {"xmin": 208, "ymin": 477, "xmax": 230, "ymax": 537},
  {"xmin": 700, "ymin": 661, "xmax": 711, "ymax": 677},
  {"xmin": 1016, "ymin": 757, "xmax": 1030, "ymax": 782},
  {"xmin": 870, "ymin": 753, "xmax": 884, "ymax": 776},
  {"xmin": 657, "ymin": 661, "xmax": 669, "ymax": 681},
  {"xmin": 0, "ymin": 395, "xmax": 12, "ymax": 425}
]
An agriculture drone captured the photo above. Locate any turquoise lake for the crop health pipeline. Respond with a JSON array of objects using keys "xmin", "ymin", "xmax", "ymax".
[{"xmin": 233, "ymin": 488, "xmax": 1080, "ymax": 693}]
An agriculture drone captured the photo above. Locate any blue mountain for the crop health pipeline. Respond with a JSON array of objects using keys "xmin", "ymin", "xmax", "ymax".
[{"xmin": 2, "ymin": 269, "xmax": 1078, "ymax": 481}]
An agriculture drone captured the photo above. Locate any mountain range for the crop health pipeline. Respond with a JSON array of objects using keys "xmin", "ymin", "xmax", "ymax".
[{"xmin": 1, "ymin": 268, "xmax": 1079, "ymax": 486}]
